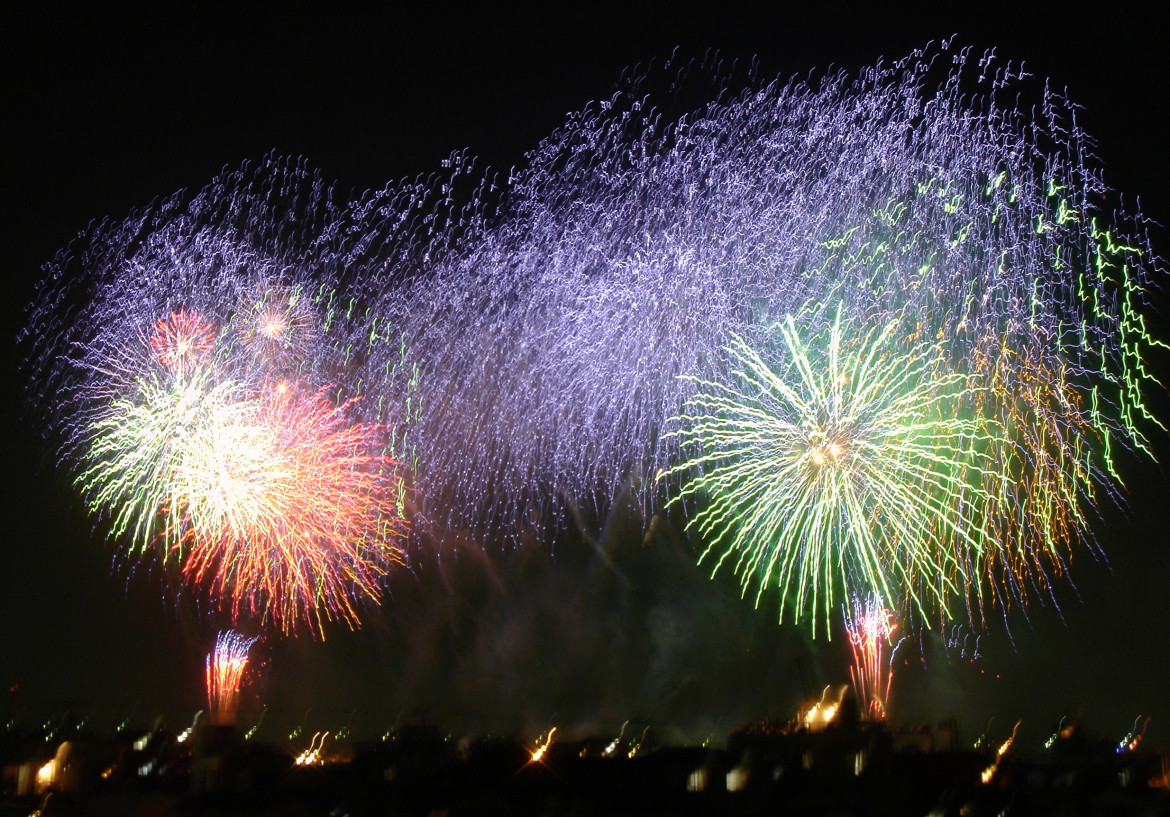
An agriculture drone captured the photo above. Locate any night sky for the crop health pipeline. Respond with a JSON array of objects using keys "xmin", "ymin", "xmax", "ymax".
[{"xmin": 4, "ymin": 5, "xmax": 1169, "ymax": 753}]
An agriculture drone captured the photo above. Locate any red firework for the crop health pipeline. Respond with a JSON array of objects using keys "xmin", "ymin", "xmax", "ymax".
[
  {"xmin": 150, "ymin": 310, "xmax": 216, "ymax": 375},
  {"xmin": 176, "ymin": 379, "xmax": 407, "ymax": 635}
]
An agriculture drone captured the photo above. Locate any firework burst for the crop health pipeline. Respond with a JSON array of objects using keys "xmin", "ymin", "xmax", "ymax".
[
  {"xmin": 73, "ymin": 363, "xmax": 241, "ymax": 558},
  {"xmin": 665, "ymin": 307, "xmax": 994, "ymax": 633},
  {"xmin": 177, "ymin": 379, "xmax": 406, "ymax": 634},
  {"xmin": 150, "ymin": 310, "xmax": 217, "ymax": 375},
  {"xmin": 232, "ymin": 282, "xmax": 321, "ymax": 374}
]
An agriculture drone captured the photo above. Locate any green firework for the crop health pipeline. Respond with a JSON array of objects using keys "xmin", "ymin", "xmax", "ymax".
[{"xmin": 665, "ymin": 307, "xmax": 996, "ymax": 636}]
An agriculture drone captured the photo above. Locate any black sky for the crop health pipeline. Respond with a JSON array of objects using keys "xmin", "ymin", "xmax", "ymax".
[{"xmin": 4, "ymin": 4, "xmax": 1169, "ymax": 751}]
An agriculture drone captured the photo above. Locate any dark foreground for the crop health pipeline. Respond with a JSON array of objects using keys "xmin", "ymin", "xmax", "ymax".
[{"xmin": 5, "ymin": 720, "xmax": 1169, "ymax": 816}]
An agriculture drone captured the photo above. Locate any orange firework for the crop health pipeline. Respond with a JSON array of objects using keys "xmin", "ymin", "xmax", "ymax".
[{"xmin": 176, "ymin": 379, "xmax": 407, "ymax": 636}]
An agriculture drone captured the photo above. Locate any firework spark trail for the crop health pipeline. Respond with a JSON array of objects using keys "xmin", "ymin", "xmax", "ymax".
[
  {"xmin": 150, "ymin": 310, "xmax": 217, "ymax": 375},
  {"xmin": 206, "ymin": 630, "xmax": 259, "ymax": 726},
  {"xmin": 845, "ymin": 594, "xmax": 904, "ymax": 721}
]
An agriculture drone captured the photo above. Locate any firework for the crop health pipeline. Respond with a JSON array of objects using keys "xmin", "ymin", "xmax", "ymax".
[
  {"xmin": 73, "ymin": 363, "xmax": 241, "ymax": 558},
  {"xmin": 23, "ymin": 42, "xmax": 1165, "ymax": 631},
  {"xmin": 844, "ymin": 594, "xmax": 904, "ymax": 721},
  {"xmin": 329, "ymin": 41, "xmax": 1162, "ymax": 574},
  {"xmin": 206, "ymin": 630, "xmax": 259, "ymax": 726},
  {"xmin": 150, "ymin": 310, "xmax": 217, "ymax": 375},
  {"xmin": 178, "ymin": 379, "xmax": 406, "ymax": 634},
  {"xmin": 23, "ymin": 158, "xmax": 412, "ymax": 636},
  {"xmin": 231, "ymin": 282, "xmax": 320, "ymax": 374},
  {"xmin": 798, "ymin": 685, "xmax": 847, "ymax": 732},
  {"xmin": 529, "ymin": 726, "xmax": 557, "ymax": 764},
  {"xmin": 294, "ymin": 731, "xmax": 330, "ymax": 766},
  {"xmin": 74, "ymin": 327, "xmax": 406, "ymax": 635},
  {"xmin": 664, "ymin": 307, "xmax": 993, "ymax": 633}
]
